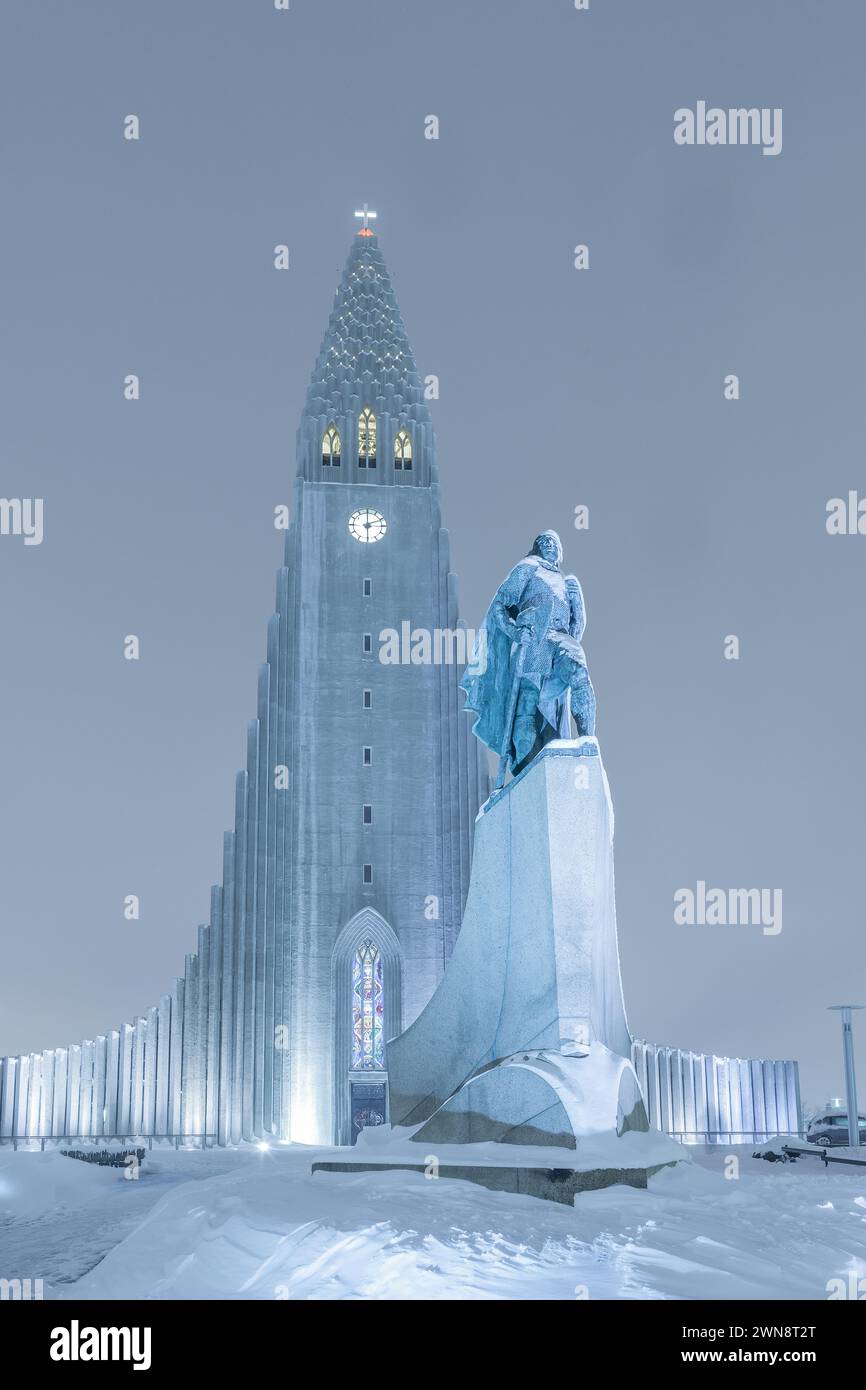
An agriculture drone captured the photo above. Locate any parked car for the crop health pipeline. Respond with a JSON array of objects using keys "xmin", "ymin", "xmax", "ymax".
[{"xmin": 806, "ymin": 1112, "xmax": 866, "ymax": 1146}]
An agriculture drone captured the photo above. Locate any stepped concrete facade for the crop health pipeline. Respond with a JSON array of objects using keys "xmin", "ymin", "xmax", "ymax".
[{"xmin": 1, "ymin": 226, "xmax": 488, "ymax": 1148}]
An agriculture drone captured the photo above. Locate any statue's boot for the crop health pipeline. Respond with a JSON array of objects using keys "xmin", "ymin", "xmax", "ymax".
[
  {"xmin": 570, "ymin": 667, "xmax": 596, "ymax": 738},
  {"xmin": 511, "ymin": 681, "xmax": 563, "ymax": 777},
  {"xmin": 510, "ymin": 682, "xmax": 544, "ymax": 775}
]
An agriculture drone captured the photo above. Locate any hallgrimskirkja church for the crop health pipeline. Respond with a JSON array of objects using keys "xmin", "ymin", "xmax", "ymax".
[{"xmin": 0, "ymin": 219, "xmax": 800, "ymax": 1150}]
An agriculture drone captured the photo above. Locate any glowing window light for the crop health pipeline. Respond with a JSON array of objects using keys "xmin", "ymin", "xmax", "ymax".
[
  {"xmin": 322, "ymin": 423, "xmax": 342, "ymax": 468},
  {"xmin": 394, "ymin": 428, "xmax": 413, "ymax": 471},
  {"xmin": 352, "ymin": 940, "xmax": 384, "ymax": 1069},
  {"xmin": 358, "ymin": 407, "xmax": 377, "ymax": 467}
]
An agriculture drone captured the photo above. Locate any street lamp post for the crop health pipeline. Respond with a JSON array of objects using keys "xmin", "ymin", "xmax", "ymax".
[{"xmin": 828, "ymin": 1005, "xmax": 865, "ymax": 1148}]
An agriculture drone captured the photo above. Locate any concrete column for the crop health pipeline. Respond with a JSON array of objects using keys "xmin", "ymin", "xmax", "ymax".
[
  {"xmin": 15, "ymin": 1057, "xmax": 28, "ymax": 1139},
  {"xmin": 703, "ymin": 1056, "xmax": 720, "ymax": 1142},
  {"xmin": 762, "ymin": 1059, "xmax": 779, "ymax": 1136},
  {"xmin": 154, "ymin": 996, "xmax": 171, "ymax": 1136},
  {"xmin": 206, "ymin": 888, "xmax": 222, "ymax": 1143},
  {"xmin": 253, "ymin": 665, "xmax": 271, "ymax": 1138},
  {"xmin": 242, "ymin": 721, "xmax": 260, "ymax": 1142},
  {"xmin": 683, "ymin": 1052, "xmax": 698, "ymax": 1137},
  {"xmin": 142, "ymin": 1006, "xmax": 159, "ymax": 1135},
  {"xmin": 631, "ymin": 1041, "xmax": 648, "ymax": 1112},
  {"xmin": 77, "ymin": 1042, "xmax": 94, "ymax": 1137},
  {"xmin": 91, "ymin": 1037, "xmax": 107, "ymax": 1136},
  {"xmin": 196, "ymin": 927, "xmax": 210, "ymax": 1138},
  {"xmin": 664, "ymin": 1045, "xmax": 678, "ymax": 1134},
  {"xmin": 231, "ymin": 771, "xmax": 249, "ymax": 1145},
  {"xmin": 787, "ymin": 1060, "xmax": 802, "ymax": 1137},
  {"xmin": 263, "ymin": 627, "xmax": 280, "ymax": 1138},
  {"xmin": 773, "ymin": 1060, "xmax": 790, "ymax": 1134},
  {"xmin": 0, "ymin": 1058, "xmax": 14, "ymax": 1138},
  {"xmin": 649, "ymin": 1047, "xmax": 664, "ymax": 1131},
  {"xmin": 275, "ymin": 565, "xmax": 292, "ymax": 1141},
  {"xmin": 728, "ymin": 1058, "xmax": 744, "ymax": 1142},
  {"xmin": 671, "ymin": 1049, "xmax": 686, "ymax": 1136},
  {"xmin": 66, "ymin": 1046, "xmax": 81, "ymax": 1140},
  {"xmin": 52, "ymin": 1049, "xmax": 68, "ymax": 1137},
  {"xmin": 117, "ymin": 1025, "xmax": 133, "ymax": 1136},
  {"xmin": 130, "ymin": 1019, "xmax": 146, "ymax": 1135},
  {"xmin": 440, "ymin": 538, "xmax": 459, "ymax": 964},
  {"xmin": 692, "ymin": 1053, "xmax": 708, "ymax": 1140},
  {"xmin": 751, "ymin": 1058, "xmax": 767, "ymax": 1137},
  {"xmin": 218, "ymin": 833, "xmax": 236, "ymax": 1146},
  {"xmin": 104, "ymin": 1033, "xmax": 119, "ymax": 1137},
  {"xmin": 169, "ymin": 979, "xmax": 185, "ymax": 1136},
  {"xmin": 27, "ymin": 1054, "xmax": 42, "ymax": 1138},
  {"xmin": 39, "ymin": 1051, "xmax": 55, "ymax": 1138},
  {"xmin": 181, "ymin": 954, "xmax": 199, "ymax": 1136},
  {"xmin": 738, "ymin": 1059, "xmax": 753, "ymax": 1142},
  {"xmin": 716, "ymin": 1058, "xmax": 732, "ymax": 1143}
]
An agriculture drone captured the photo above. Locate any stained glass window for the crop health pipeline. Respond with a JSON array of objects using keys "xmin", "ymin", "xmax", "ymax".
[
  {"xmin": 322, "ymin": 424, "xmax": 341, "ymax": 466},
  {"xmin": 358, "ymin": 407, "xmax": 377, "ymax": 467},
  {"xmin": 352, "ymin": 939, "xmax": 384, "ymax": 1069},
  {"xmin": 394, "ymin": 428, "xmax": 413, "ymax": 470}
]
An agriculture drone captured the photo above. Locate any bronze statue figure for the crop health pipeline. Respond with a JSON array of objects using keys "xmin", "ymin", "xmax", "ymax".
[{"xmin": 461, "ymin": 530, "xmax": 596, "ymax": 788}]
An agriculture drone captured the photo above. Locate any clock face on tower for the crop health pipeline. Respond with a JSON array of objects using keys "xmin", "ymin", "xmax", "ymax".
[{"xmin": 348, "ymin": 508, "xmax": 387, "ymax": 543}]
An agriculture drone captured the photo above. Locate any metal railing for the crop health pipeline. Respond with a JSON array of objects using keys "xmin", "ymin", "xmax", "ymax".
[
  {"xmin": 666, "ymin": 1129, "xmax": 808, "ymax": 1145},
  {"xmin": 0, "ymin": 1133, "xmax": 217, "ymax": 1152}
]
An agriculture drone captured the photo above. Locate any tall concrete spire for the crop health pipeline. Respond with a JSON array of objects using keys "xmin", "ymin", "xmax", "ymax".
[{"xmin": 297, "ymin": 226, "xmax": 435, "ymax": 486}]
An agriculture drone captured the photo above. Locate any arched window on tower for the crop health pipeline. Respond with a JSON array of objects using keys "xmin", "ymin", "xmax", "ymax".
[
  {"xmin": 352, "ymin": 939, "xmax": 384, "ymax": 1069},
  {"xmin": 394, "ymin": 428, "xmax": 413, "ymax": 471},
  {"xmin": 322, "ymin": 424, "xmax": 341, "ymax": 468},
  {"xmin": 358, "ymin": 407, "xmax": 377, "ymax": 468}
]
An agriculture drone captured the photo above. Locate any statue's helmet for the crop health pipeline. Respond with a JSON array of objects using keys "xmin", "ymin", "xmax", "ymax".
[{"xmin": 530, "ymin": 530, "xmax": 563, "ymax": 567}]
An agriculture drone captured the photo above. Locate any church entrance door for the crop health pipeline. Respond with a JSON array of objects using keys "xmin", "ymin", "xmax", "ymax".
[{"xmin": 350, "ymin": 1081, "xmax": 387, "ymax": 1144}]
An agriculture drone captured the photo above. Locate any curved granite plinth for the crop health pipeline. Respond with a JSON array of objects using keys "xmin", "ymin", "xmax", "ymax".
[
  {"xmin": 387, "ymin": 738, "xmax": 632, "ymax": 1130},
  {"xmin": 313, "ymin": 1043, "xmax": 683, "ymax": 1205},
  {"xmin": 407, "ymin": 1042, "xmax": 650, "ymax": 1149}
]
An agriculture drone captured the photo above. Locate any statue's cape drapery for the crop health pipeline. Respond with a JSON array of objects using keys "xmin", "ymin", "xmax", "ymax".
[
  {"xmin": 461, "ymin": 558, "xmax": 587, "ymax": 758},
  {"xmin": 460, "ymin": 607, "xmax": 518, "ymax": 758}
]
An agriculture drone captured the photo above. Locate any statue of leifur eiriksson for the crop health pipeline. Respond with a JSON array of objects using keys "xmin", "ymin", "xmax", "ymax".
[{"xmin": 461, "ymin": 530, "xmax": 596, "ymax": 788}]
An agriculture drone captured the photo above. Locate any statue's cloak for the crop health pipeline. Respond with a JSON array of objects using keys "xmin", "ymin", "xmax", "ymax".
[
  {"xmin": 461, "ymin": 557, "xmax": 586, "ymax": 758},
  {"xmin": 461, "ymin": 607, "xmax": 518, "ymax": 758}
]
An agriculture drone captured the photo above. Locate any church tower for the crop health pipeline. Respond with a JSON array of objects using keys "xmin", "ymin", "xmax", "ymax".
[{"xmin": 278, "ymin": 216, "xmax": 489, "ymax": 1141}]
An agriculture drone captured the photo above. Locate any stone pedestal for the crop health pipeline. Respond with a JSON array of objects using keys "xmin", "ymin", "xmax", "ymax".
[{"xmin": 387, "ymin": 738, "xmax": 632, "ymax": 1131}]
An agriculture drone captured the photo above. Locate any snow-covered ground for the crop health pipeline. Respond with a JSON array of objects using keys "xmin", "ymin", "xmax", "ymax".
[{"xmin": 1, "ymin": 1142, "xmax": 865, "ymax": 1300}]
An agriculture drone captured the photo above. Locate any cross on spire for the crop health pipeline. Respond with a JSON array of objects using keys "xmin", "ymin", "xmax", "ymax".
[{"xmin": 354, "ymin": 203, "xmax": 377, "ymax": 234}]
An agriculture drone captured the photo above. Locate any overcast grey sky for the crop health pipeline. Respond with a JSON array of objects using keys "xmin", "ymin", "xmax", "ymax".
[{"xmin": 1, "ymin": 0, "xmax": 864, "ymax": 1107}]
